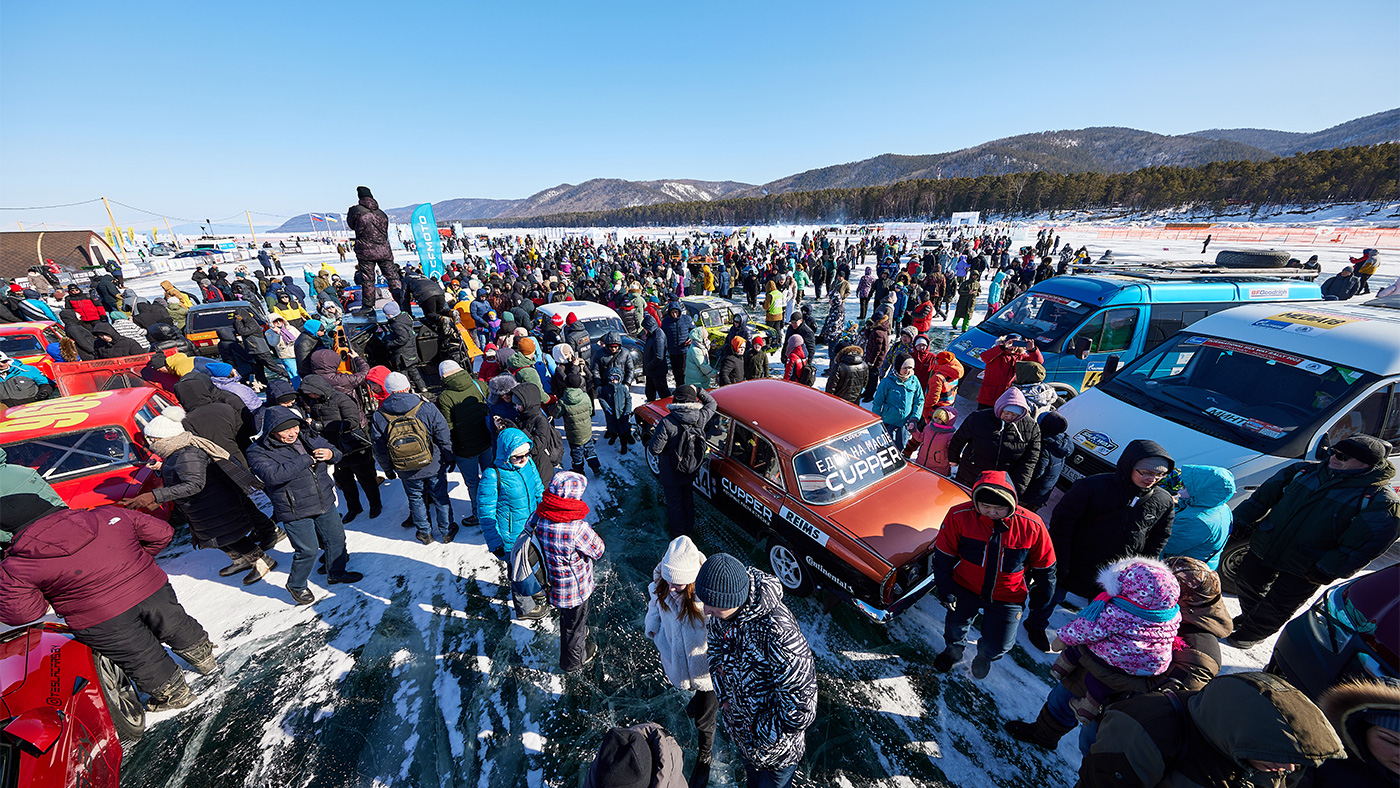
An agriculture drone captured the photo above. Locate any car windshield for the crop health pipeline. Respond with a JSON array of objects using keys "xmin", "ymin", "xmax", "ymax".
[
  {"xmin": 791, "ymin": 423, "xmax": 906, "ymax": 505},
  {"xmin": 580, "ymin": 317, "xmax": 625, "ymax": 339},
  {"xmin": 3, "ymin": 428, "xmax": 136, "ymax": 482},
  {"xmin": 982, "ymin": 292, "xmax": 1095, "ymax": 346},
  {"xmin": 0, "ymin": 335, "xmax": 43, "ymax": 355},
  {"xmin": 1098, "ymin": 333, "xmax": 1371, "ymax": 451}
]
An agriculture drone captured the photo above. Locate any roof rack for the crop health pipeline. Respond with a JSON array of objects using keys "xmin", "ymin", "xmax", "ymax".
[{"xmin": 1071, "ymin": 263, "xmax": 1319, "ymax": 281}]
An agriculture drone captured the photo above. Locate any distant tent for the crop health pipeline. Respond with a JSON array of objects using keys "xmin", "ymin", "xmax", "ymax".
[{"xmin": 0, "ymin": 230, "xmax": 122, "ymax": 281}]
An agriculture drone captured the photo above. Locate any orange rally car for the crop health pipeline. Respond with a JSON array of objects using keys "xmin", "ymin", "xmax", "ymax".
[
  {"xmin": 634, "ymin": 379, "xmax": 971, "ymax": 623},
  {"xmin": 0, "ymin": 321, "xmax": 64, "ymax": 380}
]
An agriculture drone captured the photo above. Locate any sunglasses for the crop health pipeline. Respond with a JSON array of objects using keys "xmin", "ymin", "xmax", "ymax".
[
  {"xmin": 1329, "ymin": 449, "xmax": 1353, "ymax": 462},
  {"xmin": 509, "ymin": 453, "xmax": 531, "ymax": 464}
]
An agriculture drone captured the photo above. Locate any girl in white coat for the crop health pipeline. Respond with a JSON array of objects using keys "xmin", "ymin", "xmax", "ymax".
[{"xmin": 644, "ymin": 536, "xmax": 717, "ymax": 774}]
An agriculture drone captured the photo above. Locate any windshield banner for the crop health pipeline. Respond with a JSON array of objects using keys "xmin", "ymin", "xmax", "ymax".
[{"xmin": 1183, "ymin": 336, "xmax": 1329, "ymax": 374}]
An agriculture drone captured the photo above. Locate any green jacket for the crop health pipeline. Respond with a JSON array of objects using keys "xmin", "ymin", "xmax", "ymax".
[
  {"xmin": 558, "ymin": 386, "xmax": 594, "ymax": 447},
  {"xmin": 435, "ymin": 371, "xmax": 492, "ymax": 458},
  {"xmin": 0, "ymin": 446, "xmax": 67, "ymax": 544},
  {"xmin": 1234, "ymin": 459, "xmax": 1400, "ymax": 581},
  {"xmin": 507, "ymin": 354, "xmax": 545, "ymax": 402}
]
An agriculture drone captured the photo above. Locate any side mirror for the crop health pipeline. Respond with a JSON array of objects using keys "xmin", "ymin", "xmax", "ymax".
[
  {"xmin": 1314, "ymin": 433, "xmax": 1332, "ymax": 461},
  {"xmin": 1071, "ymin": 336, "xmax": 1092, "ymax": 360},
  {"xmin": 1102, "ymin": 355, "xmax": 1122, "ymax": 382}
]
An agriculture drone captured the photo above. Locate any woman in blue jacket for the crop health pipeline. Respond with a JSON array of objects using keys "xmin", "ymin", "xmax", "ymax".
[
  {"xmin": 1161, "ymin": 464, "xmax": 1236, "ymax": 569},
  {"xmin": 870, "ymin": 357, "xmax": 924, "ymax": 447},
  {"xmin": 478, "ymin": 427, "xmax": 545, "ymax": 557}
]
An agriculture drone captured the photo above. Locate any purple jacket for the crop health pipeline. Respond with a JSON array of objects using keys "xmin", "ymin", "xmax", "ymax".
[{"xmin": 0, "ymin": 506, "xmax": 172, "ymax": 630}]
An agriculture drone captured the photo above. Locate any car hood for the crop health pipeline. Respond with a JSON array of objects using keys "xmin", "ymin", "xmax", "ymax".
[
  {"xmin": 1343, "ymin": 565, "xmax": 1399, "ymax": 673},
  {"xmin": 820, "ymin": 468, "xmax": 967, "ymax": 566}
]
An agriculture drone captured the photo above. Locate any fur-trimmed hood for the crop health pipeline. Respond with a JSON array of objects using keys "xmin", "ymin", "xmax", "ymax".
[
  {"xmin": 1096, "ymin": 556, "xmax": 1180, "ymax": 610},
  {"xmin": 1320, "ymin": 680, "xmax": 1400, "ymax": 770}
]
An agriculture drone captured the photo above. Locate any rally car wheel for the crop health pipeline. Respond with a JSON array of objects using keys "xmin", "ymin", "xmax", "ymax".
[
  {"xmin": 768, "ymin": 540, "xmax": 815, "ymax": 598},
  {"xmin": 94, "ymin": 652, "xmax": 146, "ymax": 744},
  {"xmin": 644, "ymin": 430, "xmax": 660, "ymax": 476},
  {"xmin": 1216, "ymin": 537, "xmax": 1251, "ymax": 596}
]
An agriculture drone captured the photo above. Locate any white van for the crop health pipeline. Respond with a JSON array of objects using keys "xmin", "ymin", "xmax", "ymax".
[{"xmin": 1056, "ymin": 297, "xmax": 1400, "ymax": 579}]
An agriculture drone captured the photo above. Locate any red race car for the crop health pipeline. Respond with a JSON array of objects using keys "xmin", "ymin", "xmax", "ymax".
[
  {"xmin": 0, "ymin": 622, "xmax": 145, "ymax": 788},
  {"xmin": 0, "ymin": 321, "xmax": 64, "ymax": 381},
  {"xmin": 0, "ymin": 389, "xmax": 178, "ymax": 513},
  {"xmin": 635, "ymin": 379, "xmax": 971, "ymax": 623}
]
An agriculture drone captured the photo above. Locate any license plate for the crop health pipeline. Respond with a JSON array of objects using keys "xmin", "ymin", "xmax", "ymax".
[{"xmin": 1060, "ymin": 465, "xmax": 1084, "ymax": 484}]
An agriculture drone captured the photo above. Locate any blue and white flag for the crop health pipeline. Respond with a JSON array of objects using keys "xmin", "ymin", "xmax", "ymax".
[{"xmin": 409, "ymin": 203, "xmax": 444, "ymax": 279}]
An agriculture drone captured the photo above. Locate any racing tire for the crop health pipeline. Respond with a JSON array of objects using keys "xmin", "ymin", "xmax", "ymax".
[
  {"xmin": 1049, "ymin": 382, "xmax": 1079, "ymax": 402},
  {"xmin": 1214, "ymin": 249, "xmax": 1292, "ymax": 269},
  {"xmin": 94, "ymin": 652, "xmax": 146, "ymax": 745},
  {"xmin": 1216, "ymin": 536, "xmax": 1251, "ymax": 596},
  {"xmin": 767, "ymin": 539, "xmax": 816, "ymax": 598}
]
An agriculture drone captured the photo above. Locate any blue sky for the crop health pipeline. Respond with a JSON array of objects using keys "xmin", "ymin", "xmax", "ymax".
[{"xmin": 2, "ymin": 0, "xmax": 1397, "ymax": 231}]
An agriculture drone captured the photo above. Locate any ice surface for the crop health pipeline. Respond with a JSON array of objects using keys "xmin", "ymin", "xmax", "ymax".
[{"xmin": 113, "ymin": 228, "xmax": 1392, "ymax": 787}]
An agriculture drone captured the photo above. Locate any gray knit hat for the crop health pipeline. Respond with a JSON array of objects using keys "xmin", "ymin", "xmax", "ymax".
[{"xmin": 695, "ymin": 553, "xmax": 750, "ymax": 610}]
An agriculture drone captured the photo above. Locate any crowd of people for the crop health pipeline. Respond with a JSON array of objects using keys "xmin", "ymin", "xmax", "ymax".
[{"xmin": 1, "ymin": 192, "xmax": 1398, "ymax": 787}]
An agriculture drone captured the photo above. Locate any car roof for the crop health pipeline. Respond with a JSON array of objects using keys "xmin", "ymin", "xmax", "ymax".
[
  {"xmin": 537, "ymin": 301, "xmax": 620, "ymax": 320},
  {"xmin": 0, "ymin": 389, "xmax": 163, "ymax": 443},
  {"xmin": 713, "ymin": 379, "xmax": 881, "ymax": 452},
  {"xmin": 681, "ymin": 296, "xmax": 734, "ymax": 310},
  {"xmin": 0, "ymin": 321, "xmax": 57, "ymax": 332},
  {"xmin": 1177, "ymin": 302, "xmax": 1400, "ymax": 374},
  {"xmin": 187, "ymin": 300, "xmax": 253, "ymax": 313},
  {"xmin": 1031, "ymin": 275, "xmax": 1320, "ymax": 307}
]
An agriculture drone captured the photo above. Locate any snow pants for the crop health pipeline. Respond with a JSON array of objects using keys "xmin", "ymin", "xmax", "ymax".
[
  {"xmin": 1232, "ymin": 551, "xmax": 1321, "ymax": 642},
  {"xmin": 72, "ymin": 583, "xmax": 209, "ymax": 695},
  {"xmin": 658, "ymin": 461, "xmax": 696, "ymax": 538},
  {"xmin": 560, "ymin": 597, "xmax": 591, "ymax": 672},
  {"xmin": 354, "ymin": 258, "xmax": 403, "ymax": 308}
]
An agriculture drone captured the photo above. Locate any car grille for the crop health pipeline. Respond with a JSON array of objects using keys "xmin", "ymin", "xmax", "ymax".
[{"xmin": 1059, "ymin": 448, "xmax": 1115, "ymax": 489}]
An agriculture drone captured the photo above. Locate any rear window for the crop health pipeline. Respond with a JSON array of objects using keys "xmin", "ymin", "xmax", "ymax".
[
  {"xmin": 0, "ymin": 335, "xmax": 43, "ymax": 355},
  {"xmin": 580, "ymin": 317, "xmax": 625, "ymax": 339},
  {"xmin": 187, "ymin": 308, "xmax": 250, "ymax": 332},
  {"xmin": 3, "ymin": 428, "xmax": 136, "ymax": 482},
  {"xmin": 792, "ymin": 423, "xmax": 906, "ymax": 505}
]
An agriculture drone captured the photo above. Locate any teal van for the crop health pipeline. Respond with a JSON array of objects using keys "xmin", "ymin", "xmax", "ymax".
[{"xmin": 948, "ymin": 271, "xmax": 1323, "ymax": 403}]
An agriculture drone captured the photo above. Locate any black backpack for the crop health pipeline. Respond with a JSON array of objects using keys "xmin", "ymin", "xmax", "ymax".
[{"xmin": 671, "ymin": 421, "xmax": 709, "ymax": 475}]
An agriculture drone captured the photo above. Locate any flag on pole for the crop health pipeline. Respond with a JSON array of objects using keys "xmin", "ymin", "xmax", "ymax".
[{"xmin": 410, "ymin": 204, "xmax": 444, "ymax": 278}]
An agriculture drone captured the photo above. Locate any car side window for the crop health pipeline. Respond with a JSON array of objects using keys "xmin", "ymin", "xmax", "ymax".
[
  {"xmin": 750, "ymin": 436, "xmax": 784, "ymax": 488},
  {"xmin": 708, "ymin": 415, "xmax": 732, "ymax": 454},
  {"xmin": 730, "ymin": 424, "xmax": 757, "ymax": 465},
  {"xmin": 1328, "ymin": 383, "xmax": 1400, "ymax": 447}
]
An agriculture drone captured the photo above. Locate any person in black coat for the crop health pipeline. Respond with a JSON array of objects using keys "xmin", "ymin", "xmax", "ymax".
[
  {"xmin": 510, "ymin": 383, "xmax": 562, "ymax": 485},
  {"xmin": 1027, "ymin": 439, "xmax": 1175, "ymax": 637},
  {"xmin": 784, "ymin": 312, "xmax": 816, "ymax": 366},
  {"xmin": 824, "ymin": 345, "xmax": 869, "ymax": 404},
  {"xmin": 146, "ymin": 323, "xmax": 198, "ymax": 356},
  {"xmin": 949, "ymin": 387, "xmax": 1041, "ymax": 495},
  {"xmin": 660, "ymin": 301, "xmax": 694, "ymax": 387},
  {"xmin": 591, "ymin": 332, "xmax": 637, "ymax": 453},
  {"xmin": 641, "ymin": 313, "xmax": 670, "ymax": 401},
  {"xmin": 563, "ymin": 313, "xmax": 593, "ymax": 360},
  {"xmin": 172, "ymin": 376, "xmax": 252, "ymax": 465},
  {"xmin": 247, "ymin": 405, "xmax": 361, "ymax": 603},
  {"xmin": 90, "ymin": 322, "xmax": 146, "ymax": 359},
  {"xmin": 717, "ymin": 336, "xmax": 746, "ymax": 386},
  {"xmin": 298, "ymin": 375, "xmax": 380, "ymax": 522},
  {"xmin": 1320, "ymin": 266, "xmax": 1361, "ymax": 301},
  {"xmin": 234, "ymin": 312, "xmax": 288, "ymax": 385},
  {"xmin": 403, "ymin": 268, "xmax": 446, "ymax": 318},
  {"xmin": 133, "ymin": 301, "xmax": 172, "ymax": 331},
  {"xmin": 379, "ymin": 302, "xmax": 425, "ymax": 392},
  {"xmin": 346, "ymin": 186, "xmax": 403, "ymax": 315}
]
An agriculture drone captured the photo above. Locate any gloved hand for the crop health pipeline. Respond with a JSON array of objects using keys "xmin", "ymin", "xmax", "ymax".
[{"xmin": 122, "ymin": 491, "xmax": 158, "ymax": 511}]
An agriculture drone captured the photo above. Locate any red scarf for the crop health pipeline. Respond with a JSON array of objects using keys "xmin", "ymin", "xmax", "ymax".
[{"xmin": 535, "ymin": 492, "xmax": 590, "ymax": 523}]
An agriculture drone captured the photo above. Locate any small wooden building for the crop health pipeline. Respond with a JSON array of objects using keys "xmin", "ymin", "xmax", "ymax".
[{"xmin": 0, "ymin": 230, "xmax": 123, "ymax": 281}]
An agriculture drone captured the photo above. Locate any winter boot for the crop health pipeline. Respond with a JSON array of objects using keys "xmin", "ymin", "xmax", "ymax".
[
  {"xmin": 241, "ymin": 549, "xmax": 277, "ymax": 586},
  {"xmin": 688, "ymin": 761, "xmax": 712, "ymax": 788},
  {"xmin": 174, "ymin": 640, "xmax": 219, "ymax": 675},
  {"xmin": 1005, "ymin": 705, "xmax": 1073, "ymax": 750},
  {"xmin": 932, "ymin": 647, "xmax": 963, "ymax": 673},
  {"xmin": 258, "ymin": 526, "xmax": 287, "ymax": 552},
  {"xmin": 1024, "ymin": 622, "xmax": 1052, "ymax": 652},
  {"xmin": 144, "ymin": 673, "xmax": 195, "ymax": 712},
  {"xmin": 587, "ymin": 457, "xmax": 602, "ymax": 474},
  {"xmin": 218, "ymin": 549, "xmax": 254, "ymax": 577}
]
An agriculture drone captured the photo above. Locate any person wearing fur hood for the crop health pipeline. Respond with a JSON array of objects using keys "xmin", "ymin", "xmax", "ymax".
[
  {"xmin": 1311, "ymin": 680, "xmax": 1400, "ymax": 786},
  {"xmin": 644, "ymin": 536, "xmax": 718, "ymax": 783}
]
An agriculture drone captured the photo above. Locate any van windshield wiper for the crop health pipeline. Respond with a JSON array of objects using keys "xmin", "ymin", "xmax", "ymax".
[{"xmin": 1150, "ymin": 388, "xmax": 1261, "ymax": 446}]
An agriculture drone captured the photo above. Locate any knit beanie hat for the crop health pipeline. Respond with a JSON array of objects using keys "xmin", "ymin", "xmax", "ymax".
[
  {"xmin": 384, "ymin": 372, "xmax": 411, "ymax": 393},
  {"xmin": 439, "ymin": 360, "xmax": 462, "ymax": 378},
  {"xmin": 143, "ymin": 406, "xmax": 187, "ymax": 440},
  {"xmin": 1039, "ymin": 410, "xmax": 1069, "ymax": 437},
  {"xmin": 382, "ymin": 301, "xmax": 402, "ymax": 318},
  {"xmin": 659, "ymin": 536, "xmax": 705, "ymax": 585},
  {"xmin": 901, "ymin": 326, "xmax": 918, "ymax": 341},
  {"xmin": 1015, "ymin": 360, "xmax": 1046, "ymax": 384},
  {"xmin": 730, "ymin": 335, "xmax": 746, "ymax": 353},
  {"xmin": 518, "ymin": 337, "xmax": 537, "ymax": 356},
  {"xmin": 695, "ymin": 553, "xmax": 750, "ymax": 610},
  {"xmin": 551, "ymin": 312, "xmax": 565, "ymax": 327},
  {"xmin": 1334, "ymin": 435, "xmax": 1390, "ymax": 467},
  {"xmin": 567, "ymin": 312, "xmax": 579, "ymax": 324},
  {"xmin": 583, "ymin": 726, "xmax": 655, "ymax": 788},
  {"xmin": 165, "ymin": 352, "xmax": 194, "ymax": 378},
  {"xmin": 1362, "ymin": 708, "xmax": 1400, "ymax": 734},
  {"xmin": 672, "ymin": 384, "xmax": 700, "ymax": 404}
]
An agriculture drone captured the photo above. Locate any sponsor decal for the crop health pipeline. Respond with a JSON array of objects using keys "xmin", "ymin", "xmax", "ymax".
[
  {"xmin": 1259, "ymin": 310, "xmax": 1365, "ymax": 330},
  {"xmin": 1247, "ymin": 286, "xmax": 1290, "ymax": 300},
  {"xmin": 804, "ymin": 556, "xmax": 854, "ymax": 593},
  {"xmin": 48, "ymin": 644, "xmax": 62, "ymax": 707},
  {"xmin": 1037, "ymin": 293, "xmax": 1082, "ymax": 308},
  {"xmin": 780, "ymin": 506, "xmax": 830, "ymax": 548},
  {"xmin": 1205, "ymin": 407, "xmax": 1287, "ymax": 439},
  {"xmin": 1074, "ymin": 429, "xmax": 1118, "ymax": 457},
  {"xmin": 722, "ymin": 476, "xmax": 770, "ymax": 520},
  {"xmin": 0, "ymin": 391, "xmax": 118, "ymax": 434}
]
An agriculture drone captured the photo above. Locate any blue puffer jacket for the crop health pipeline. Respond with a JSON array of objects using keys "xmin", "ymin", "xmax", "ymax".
[
  {"xmin": 661, "ymin": 305, "xmax": 694, "ymax": 355},
  {"xmin": 1162, "ymin": 464, "xmax": 1236, "ymax": 569},
  {"xmin": 1024, "ymin": 431, "xmax": 1073, "ymax": 508},
  {"xmin": 247, "ymin": 405, "xmax": 343, "ymax": 522},
  {"xmin": 870, "ymin": 372, "xmax": 924, "ymax": 426},
  {"xmin": 479, "ymin": 428, "xmax": 545, "ymax": 551}
]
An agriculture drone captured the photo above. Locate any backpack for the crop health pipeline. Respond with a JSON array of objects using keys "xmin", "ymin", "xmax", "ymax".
[
  {"xmin": 509, "ymin": 525, "xmax": 551, "ymax": 618},
  {"xmin": 384, "ymin": 401, "xmax": 434, "ymax": 471},
  {"xmin": 670, "ymin": 420, "xmax": 709, "ymax": 475},
  {"xmin": 0, "ymin": 376, "xmax": 41, "ymax": 407}
]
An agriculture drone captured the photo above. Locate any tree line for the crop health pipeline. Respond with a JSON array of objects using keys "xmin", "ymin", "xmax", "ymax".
[{"xmin": 479, "ymin": 144, "xmax": 1397, "ymax": 228}]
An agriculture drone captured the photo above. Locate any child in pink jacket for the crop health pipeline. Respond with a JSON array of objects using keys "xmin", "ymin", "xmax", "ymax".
[
  {"xmin": 1055, "ymin": 557, "xmax": 1182, "ymax": 677},
  {"xmin": 904, "ymin": 407, "xmax": 956, "ymax": 476}
]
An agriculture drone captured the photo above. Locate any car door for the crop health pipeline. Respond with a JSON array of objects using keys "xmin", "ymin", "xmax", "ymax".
[
  {"xmin": 1056, "ymin": 306, "xmax": 1144, "ymax": 393},
  {"xmin": 714, "ymin": 423, "xmax": 787, "ymax": 531},
  {"xmin": 1316, "ymin": 379, "xmax": 1400, "ymax": 484}
]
